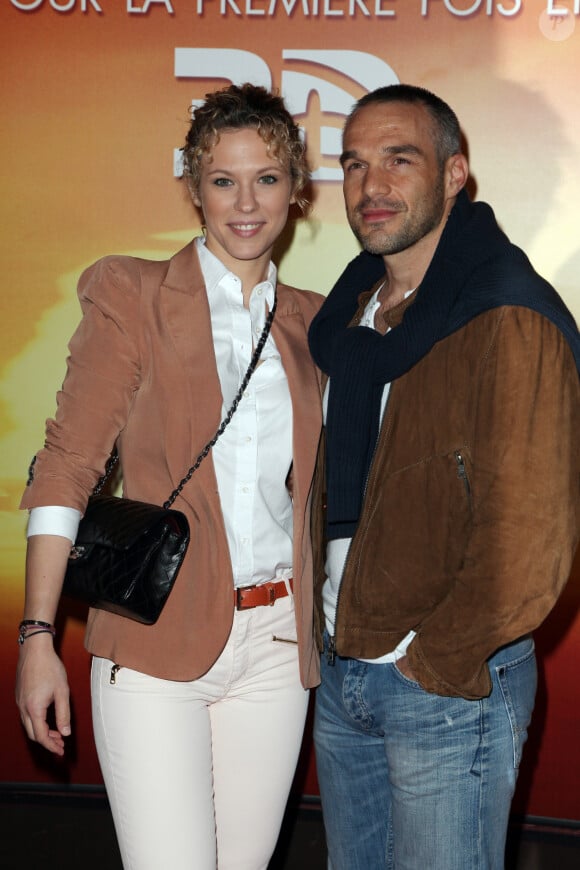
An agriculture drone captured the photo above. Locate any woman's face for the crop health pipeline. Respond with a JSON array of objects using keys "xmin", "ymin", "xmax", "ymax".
[{"xmin": 192, "ymin": 127, "xmax": 295, "ymax": 276}]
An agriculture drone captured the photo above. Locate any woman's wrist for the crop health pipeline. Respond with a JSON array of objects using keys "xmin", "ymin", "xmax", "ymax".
[{"xmin": 18, "ymin": 620, "xmax": 56, "ymax": 646}]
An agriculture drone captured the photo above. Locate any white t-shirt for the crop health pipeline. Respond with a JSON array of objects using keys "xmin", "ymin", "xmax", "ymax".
[{"xmin": 322, "ymin": 285, "xmax": 415, "ymax": 663}]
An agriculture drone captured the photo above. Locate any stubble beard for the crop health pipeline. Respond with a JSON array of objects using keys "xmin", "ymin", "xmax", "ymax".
[{"xmin": 348, "ymin": 174, "xmax": 446, "ymax": 257}]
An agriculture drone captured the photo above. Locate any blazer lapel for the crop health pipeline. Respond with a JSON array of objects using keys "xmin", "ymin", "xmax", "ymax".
[
  {"xmin": 159, "ymin": 241, "xmax": 223, "ymax": 495},
  {"xmin": 272, "ymin": 286, "xmax": 323, "ymax": 521}
]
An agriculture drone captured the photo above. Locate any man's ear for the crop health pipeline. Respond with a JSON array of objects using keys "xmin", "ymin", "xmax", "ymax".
[{"xmin": 445, "ymin": 153, "xmax": 469, "ymax": 198}]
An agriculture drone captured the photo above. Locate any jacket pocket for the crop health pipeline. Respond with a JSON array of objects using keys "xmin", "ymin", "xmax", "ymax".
[
  {"xmin": 347, "ymin": 447, "xmax": 475, "ymax": 628},
  {"xmin": 454, "ymin": 449, "xmax": 473, "ymax": 513}
]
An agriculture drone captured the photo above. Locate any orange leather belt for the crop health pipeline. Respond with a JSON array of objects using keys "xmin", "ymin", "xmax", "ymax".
[{"xmin": 234, "ymin": 578, "xmax": 294, "ymax": 610}]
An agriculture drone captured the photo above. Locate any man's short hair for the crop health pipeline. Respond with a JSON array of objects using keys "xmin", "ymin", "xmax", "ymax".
[{"xmin": 345, "ymin": 84, "xmax": 462, "ymax": 167}]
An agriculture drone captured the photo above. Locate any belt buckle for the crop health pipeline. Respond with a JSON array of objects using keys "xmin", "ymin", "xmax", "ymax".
[
  {"xmin": 235, "ymin": 581, "xmax": 278, "ymax": 610},
  {"xmin": 266, "ymin": 582, "xmax": 277, "ymax": 606},
  {"xmin": 235, "ymin": 587, "xmax": 246, "ymax": 610}
]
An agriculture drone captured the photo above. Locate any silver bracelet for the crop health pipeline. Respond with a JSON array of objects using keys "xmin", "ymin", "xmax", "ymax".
[{"xmin": 18, "ymin": 620, "xmax": 56, "ymax": 646}]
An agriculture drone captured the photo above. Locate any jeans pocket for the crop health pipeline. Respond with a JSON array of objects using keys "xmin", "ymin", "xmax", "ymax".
[
  {"xmin": 393, "ymin": 659, "xmax": 424, "ymax": 690},
  {"xmin": 495, "ymin": 642, "xmax": 537, "ymax": 769}
]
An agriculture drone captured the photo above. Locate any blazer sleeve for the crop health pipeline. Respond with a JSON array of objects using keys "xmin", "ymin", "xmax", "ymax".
[{"xmin": 21, "ymin": 256, "xmax": 142, "ymax": 512}]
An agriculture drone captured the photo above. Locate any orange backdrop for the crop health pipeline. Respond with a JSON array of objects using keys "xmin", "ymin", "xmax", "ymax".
[{"xmin": 1, "ymin": 0, "xmax": 579, "ymax": 820}]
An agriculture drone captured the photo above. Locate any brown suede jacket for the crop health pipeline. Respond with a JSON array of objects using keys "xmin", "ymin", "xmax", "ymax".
[{"xmin": 313, "ymin": 290, "xmax": 580, "ymax": 699}]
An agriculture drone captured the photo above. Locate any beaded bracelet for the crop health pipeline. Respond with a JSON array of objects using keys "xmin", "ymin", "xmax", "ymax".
[{"xmin": 18, "ymin": 620, "xmax": 56, "ymax": 646}]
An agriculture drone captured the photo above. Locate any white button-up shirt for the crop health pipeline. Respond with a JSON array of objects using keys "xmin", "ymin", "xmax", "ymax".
[{"xmin": 198, "ymin": 239, "xmax": 293, "ymax": 587}]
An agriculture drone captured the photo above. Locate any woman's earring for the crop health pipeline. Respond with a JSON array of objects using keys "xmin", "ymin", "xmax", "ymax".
[{"xmin": 201, "ymin": 224, "xmax": 207, "ymax": 236}]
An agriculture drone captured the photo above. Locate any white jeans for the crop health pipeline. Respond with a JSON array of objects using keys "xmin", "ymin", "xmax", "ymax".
[{"xmin": 91, "ymin": 596, "xmax": 309, "ymax": 870}]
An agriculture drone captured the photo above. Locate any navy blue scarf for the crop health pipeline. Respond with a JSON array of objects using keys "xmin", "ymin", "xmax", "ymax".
[{"xmin": 308, "ymin": 190, "xmax": 580, "ymax": 540}]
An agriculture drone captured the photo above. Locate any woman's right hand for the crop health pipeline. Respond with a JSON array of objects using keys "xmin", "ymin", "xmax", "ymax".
[
  {"xmin": 17, "ymin": 533, "xmax": 74, "ymax": 755},
  {"xmin": 16, "ymin": 632, "xmax": 71, "ymax": 756}
]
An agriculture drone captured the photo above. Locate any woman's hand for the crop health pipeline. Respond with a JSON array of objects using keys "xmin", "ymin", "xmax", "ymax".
[
  {"xmin": 16, "ymin": 633, "xmax": 71, "ymax": 756},
  {"xmin": 17, "ymin": 533, "xmax": 73, "ymax": 755}
]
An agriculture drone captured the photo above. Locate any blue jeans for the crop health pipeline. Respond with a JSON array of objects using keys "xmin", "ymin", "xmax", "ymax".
[{"xmin": 314, "ymin": 634, "xmax": 537, "ymax": 870}]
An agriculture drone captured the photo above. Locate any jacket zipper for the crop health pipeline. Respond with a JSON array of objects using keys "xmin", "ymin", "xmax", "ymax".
[
  {"xmin": 454, "ymin": 450, "xmax": 472, "ymax": 508},
  {"xmin": 326, "ymin": 634, "xmax": 337, "ymax": 665}
]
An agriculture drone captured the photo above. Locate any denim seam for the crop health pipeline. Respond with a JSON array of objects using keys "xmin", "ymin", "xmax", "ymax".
[{"xmin": 494, "ymin": 646, "xmax": 536, "ymax": 770}]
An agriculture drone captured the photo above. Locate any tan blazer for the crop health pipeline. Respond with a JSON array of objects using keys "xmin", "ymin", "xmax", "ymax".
[{"xmin": 22, "ymin": 242, "xmax": 324, "ymax": 688}]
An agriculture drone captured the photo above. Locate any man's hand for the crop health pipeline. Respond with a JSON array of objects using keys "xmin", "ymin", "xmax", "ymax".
[{"xmin": 16, "ymin": 634, "xmax": 71, "ymax": 756}]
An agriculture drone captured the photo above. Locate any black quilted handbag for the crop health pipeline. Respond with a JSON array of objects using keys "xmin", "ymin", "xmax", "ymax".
[
  {"xmin": 64, "ymin": 489, "xmax": 190, "ymax": 624},
  {"xmin": 60, "ymin": 293, "xmax": 277, "ymax": 624}
]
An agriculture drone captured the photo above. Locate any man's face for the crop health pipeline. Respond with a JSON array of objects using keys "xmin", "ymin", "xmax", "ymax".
[{"xmin": 341, "ymin": 101, "xmax": 449, "ymax": 258}]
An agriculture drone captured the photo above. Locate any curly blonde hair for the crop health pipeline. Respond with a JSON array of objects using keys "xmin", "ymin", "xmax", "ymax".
[{"xmin": 182, "ymin": 83, "xmax": 310, "ymax": 212}]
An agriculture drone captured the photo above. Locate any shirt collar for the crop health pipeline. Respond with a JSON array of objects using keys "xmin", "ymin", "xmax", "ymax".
[
  {"xmin": 195, "ymin": 236, "xmax": 277, "ymax": 313},
  {"xmin": 360, "ymin": 283, "xmax": 416, "ymax": 329}
]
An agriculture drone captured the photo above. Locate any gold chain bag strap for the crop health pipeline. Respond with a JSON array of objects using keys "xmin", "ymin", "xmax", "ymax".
[{"xmin": 55, "ymin": 294, "xmax": 278, "ymax": 624}]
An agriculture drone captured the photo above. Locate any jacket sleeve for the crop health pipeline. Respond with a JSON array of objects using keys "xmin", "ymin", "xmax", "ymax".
[
  {"xmin": 20, "ymin": 256, "xmax": 142, "ymax": 512},
  {"xmin": 406, "ymin": 307, "xmax": 580, "ymax": 698}
]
